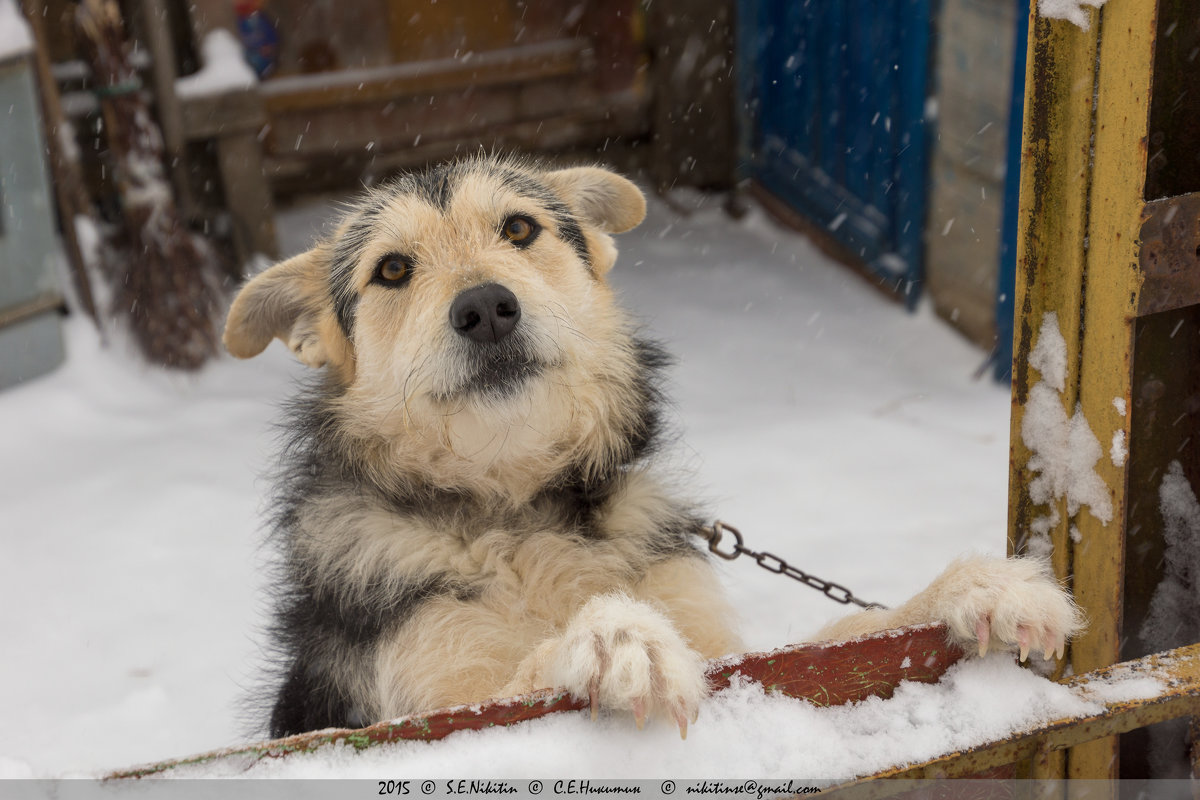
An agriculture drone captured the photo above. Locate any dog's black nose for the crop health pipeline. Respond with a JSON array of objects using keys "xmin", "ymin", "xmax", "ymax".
[{"xmin": 449, "ymin": 283, "xmax": 521, "ymax": 344}]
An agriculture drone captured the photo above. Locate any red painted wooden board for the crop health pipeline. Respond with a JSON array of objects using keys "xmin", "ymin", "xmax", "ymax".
[{"xmin": 110, "ymin": 623, "xmax": 963, "ymax": 779}]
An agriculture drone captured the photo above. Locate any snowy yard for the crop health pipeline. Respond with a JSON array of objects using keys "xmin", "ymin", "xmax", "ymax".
[{"xmin": 0, "ymin": 189, "xmax": 1022, "ymax": 778}]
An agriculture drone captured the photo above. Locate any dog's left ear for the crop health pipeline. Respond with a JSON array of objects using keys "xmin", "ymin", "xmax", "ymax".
[
  {"xmin": 224, "ymin": 246, "xmax": 352, "ymax": 373},
  {"xmin": 543, "ymin": 167, "xmax": 646, "ymax": 234}
]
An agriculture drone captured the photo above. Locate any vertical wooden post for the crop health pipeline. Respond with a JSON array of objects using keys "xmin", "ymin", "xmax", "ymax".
[
  {"xmin": 1008, "ymin": 0, "xmax": 1158, "ymax": 783},
  {"xmin": 19, "ymin": 0, "xmax": 100, "ymax": 327},
  {"xmin": 184, "ymin": 0, "xmax": 278, "ymax": 267},
  {"xmin": 136, "ymin": 0, "xmax": 195, "ymax": 220}
]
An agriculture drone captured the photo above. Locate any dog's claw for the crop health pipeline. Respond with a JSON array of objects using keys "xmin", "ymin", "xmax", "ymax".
[
  {"xmin": 1017, "ymin": 625, "xmax": 1031, "ymax": 663},
  {"xmin": 1055, "ymin": 635, "xmax": 1066, "ymax": 661},
  {"xmin": 675, "ymin": 710, "xmax": 688, "ymax": 741},
  {"xmin": 632, "ymin": 698, "xmax": 646, "ymax": 730},
  {"xmin": 975, "ymin": 616, "xmax": 991, "ymax": 657}
]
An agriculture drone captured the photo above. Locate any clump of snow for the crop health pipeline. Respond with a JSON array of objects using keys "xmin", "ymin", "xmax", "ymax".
[
  {"xmin": 1026, "ymin": 515, "xmax": 1058, "ymax": 557},
  {"xmin": 1112, "ymin": 397, "xmax": 1126, "ymax": 416},
  {"xmin": 1110, "ymin": 430, "xmax": 1127, "ymax": 468},
  {"xmin": 159, "ymin": 655, "xmax": 1104, "ymax": 780},
  {"xmin": 1038, "ymin": 0, "xmax": 1108, "ymax": 31},
  {"xmin": 1028, "ymin": 313, "xmax": 1068, "ymax": 393},
  {"xmin": 73, "ymin": 214, "xmax": 102, "ymax": 269},
  {"xmin": 1078, "ymin": 672, "xmax": 1165, "ymax": 706},
  {"xmin": 175, "ymin": 29, "xmax": 258, "ymax": 98},
  {"xmin": 1021, "ymin": 313, "xmax": 1113, "ymax": 552},
  {"xmin": 0, "ymin": 0, "xmax": 33, "ymax": 61},
  {"xmin": 56, "ymin": 119, "xmax": 83, "ymax": 167},
  {"xmin": 1139, "ymin": 461, "xmax": 1200, "ymax": 652}
]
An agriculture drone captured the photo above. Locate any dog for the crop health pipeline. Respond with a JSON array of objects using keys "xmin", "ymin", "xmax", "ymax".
[{"xmin": 223, "ymin": 154, "xmax": 1084, "ymax": 740}]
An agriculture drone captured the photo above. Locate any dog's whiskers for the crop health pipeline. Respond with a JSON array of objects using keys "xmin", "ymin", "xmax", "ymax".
[
  {"xmin": 547, "ymin": 304, "xmax": 596, "ymax": 346},
  {"xmin": 382, "ymin": 350, "xmax": 433, "ymax": 428}
]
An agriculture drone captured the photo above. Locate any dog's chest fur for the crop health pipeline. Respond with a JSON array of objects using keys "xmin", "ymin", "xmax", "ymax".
[{"xmin": 286, "ymin": 453, "xmax": 698, "ymax": 626}]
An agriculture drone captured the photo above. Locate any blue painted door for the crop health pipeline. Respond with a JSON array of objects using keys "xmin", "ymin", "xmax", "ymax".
[{"xmin": 737, "ymin": 0, "xmax": 935, "ymax": 305}]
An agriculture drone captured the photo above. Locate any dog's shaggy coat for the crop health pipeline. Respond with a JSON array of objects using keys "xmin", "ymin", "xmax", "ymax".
[{"xmin": 224, "ymin": 155, "xmax": 1084, "ymax": 739}]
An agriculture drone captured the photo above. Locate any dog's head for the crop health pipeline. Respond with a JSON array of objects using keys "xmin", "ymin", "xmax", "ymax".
[{"xmin": 225, "ymin": 156, "xmax": 650, "ymax": 491}]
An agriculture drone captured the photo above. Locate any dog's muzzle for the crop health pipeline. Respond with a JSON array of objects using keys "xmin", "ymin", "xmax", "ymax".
[
  {"xmin": 450, "ymin": 283, "xmax": 521, "ymax": 344},
  {"xmin": 443, "ymin": 283, "xmax": 542, "ymax": 400}
]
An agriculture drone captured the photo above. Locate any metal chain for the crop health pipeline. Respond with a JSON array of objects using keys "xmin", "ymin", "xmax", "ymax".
[{"xmin": 696, "ymin": 520, "xmax": 888, "ymax": 610}]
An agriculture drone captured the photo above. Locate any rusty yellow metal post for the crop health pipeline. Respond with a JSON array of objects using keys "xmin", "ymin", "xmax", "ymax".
[{"xmin": 1008, "ymin": 0, "xmax": 1158, "ymax": 783}]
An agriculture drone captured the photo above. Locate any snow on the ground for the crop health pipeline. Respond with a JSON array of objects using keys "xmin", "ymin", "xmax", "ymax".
[{"xmin": 0, "ymin": 189, "xmax": 1016, "ymax": 778}]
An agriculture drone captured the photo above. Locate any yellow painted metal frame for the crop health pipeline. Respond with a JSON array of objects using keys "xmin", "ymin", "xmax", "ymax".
[{"xmin": 1008, "ymin": 0, "xmax": 1162, "ymax": 781}]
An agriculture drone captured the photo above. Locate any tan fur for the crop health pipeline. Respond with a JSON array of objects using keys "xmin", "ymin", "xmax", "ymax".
[
  {"xmin": 226, "ymin": 156, "xmax": 1085, "ymax": 737},
  {"xmin": 816, "ymin": 555, "xmax": 1085, "ymax": 657}
]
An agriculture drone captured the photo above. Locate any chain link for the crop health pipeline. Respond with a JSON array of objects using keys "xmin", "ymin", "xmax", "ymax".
[{"xmin": 696, "ymin": 520, "xmax": 887, "ymax": 610}]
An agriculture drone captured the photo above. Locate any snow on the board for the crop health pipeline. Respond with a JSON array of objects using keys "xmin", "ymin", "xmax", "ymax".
[{"xmin": 154, "ymin": 654, "xmax": 1163, "ymax": 780}]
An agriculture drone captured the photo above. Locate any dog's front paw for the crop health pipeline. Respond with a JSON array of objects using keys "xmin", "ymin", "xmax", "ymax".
[
  {"xmin": 546, "ymin": 593, "xmax": 707, "ymax": 737},
  {"xmin": 930, "ymin": 556, "xmax": 1086, "ymax": 661}
]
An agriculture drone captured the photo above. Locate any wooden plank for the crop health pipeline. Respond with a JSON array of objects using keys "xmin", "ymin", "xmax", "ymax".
[
  {"xmin": 185, "ymin": 0, "xmax": 237, "ymax": 41},
  {"xmin": 387, "ymin": 0, "xmax": 515, "ymax": 64},
  {"xmin": 178, "ymin": 88, "xmax": 268, "ymax": 139},
  {"xmin": 647, "ymin": 0, "xmax": 736, "ymax": 190},
  {"xmin": 214, "ymin": 133, "xmax": 277, "ymax": 262},
  {"xmin": 1138, "ymin": 193, "xmax": 1200, "ymax": 317},
  {"xmin": 105, "ymin": 623, "xmax": 963, "ymax": 780},
  {"xmin": 18, "ymin": 0, "xmax": 100, "ymax": 327},
  {"xmin": 179, "ymin": 0, "xmax": 276, "ymax": 267},
  {"xmin": 136, "ymin": 0, "xmax": 192, "ymax": 216},
  {"xmin": 258, "ymin": 39, "xmax": 587, "ymax": 115},
  {"xmin": 0, "ymin": 292, "xmax": 65, "ymax": 329},
  {"xmin": 264, "ymin": 99, "xmax": 650, "ymax": 194}
]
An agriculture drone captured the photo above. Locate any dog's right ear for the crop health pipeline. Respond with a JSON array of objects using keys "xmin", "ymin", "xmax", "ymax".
[{"xmin": 224, "ymin": 247, "xmax": 349, "ymax": 370}]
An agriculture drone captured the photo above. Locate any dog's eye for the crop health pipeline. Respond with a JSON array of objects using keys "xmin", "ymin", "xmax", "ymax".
[
  {"xmin": 502, "ymin": 215, "xmax": 539, "ymax": 246},
  {"xmin": 372, "ymin": 255, "xmax": 412, "ymax": 287}
]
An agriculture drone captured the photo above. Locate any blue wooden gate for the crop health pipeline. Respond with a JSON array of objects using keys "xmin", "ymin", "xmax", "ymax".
[{"xmin": 737, "ymin": 0, "xmax": 935, "ymax": 306}]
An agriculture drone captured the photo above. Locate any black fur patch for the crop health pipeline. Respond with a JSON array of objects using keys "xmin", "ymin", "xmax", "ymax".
[
  {"xmin": 267, "ymin": 569, "xmax": 456, "ymax": 738},
  {"xmin": 261, "ymin": 381, "xmax": 477, "ymax": 737},
  {"xmin": 328, "ymin": 213, "xmax": 377, "ymax": 337}
]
